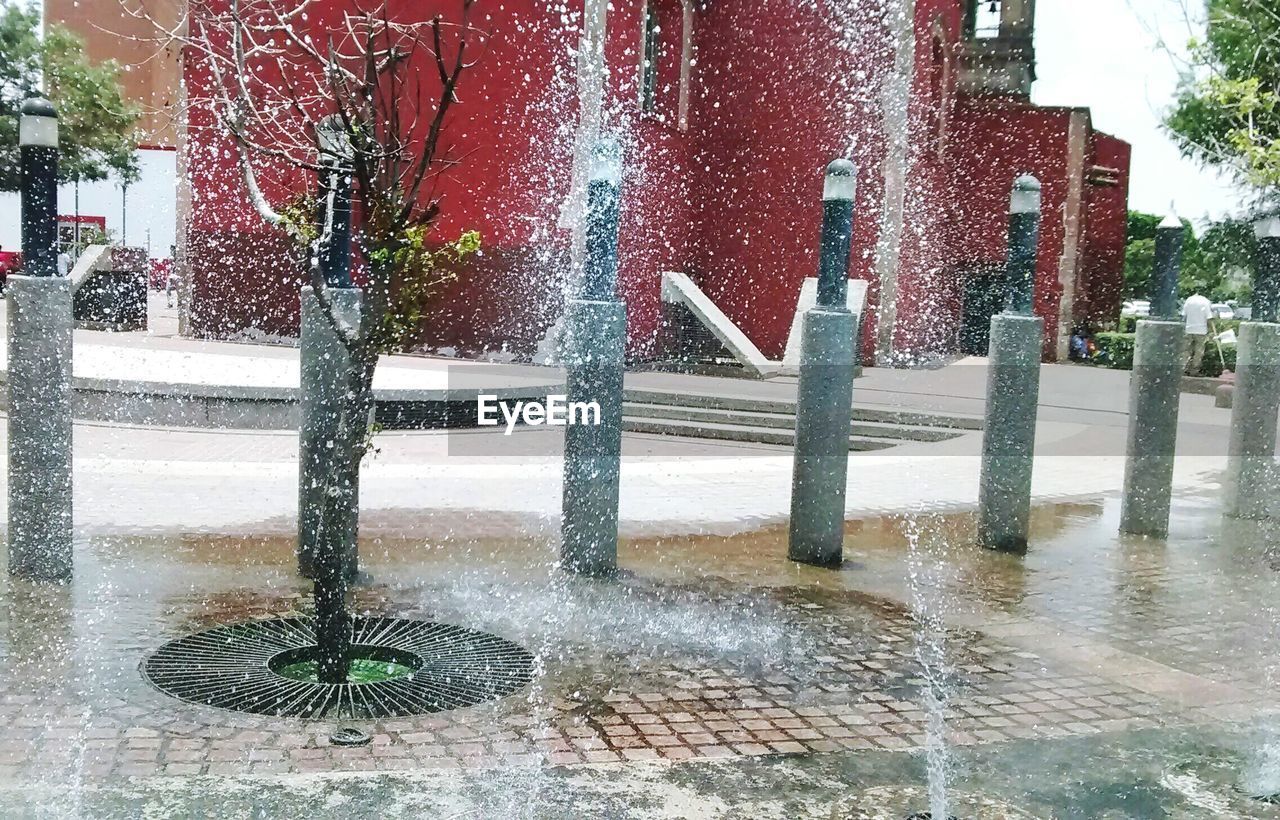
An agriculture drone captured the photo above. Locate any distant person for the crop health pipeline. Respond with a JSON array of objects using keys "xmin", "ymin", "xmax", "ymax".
[
  {"xmin": 1182, "ymin": 292, "xmax": 1213, "ymax": 376},
  {"xmin": 1069, "ymin": 324, "xmax": 1093, "ymax": 362},
  {"xmin": 56, "ymin": 249, "xmax": 72, "ymax": 277},
  {"xmin": 165, "ymin": 245, "xmax": 179, "ymax": 308}
]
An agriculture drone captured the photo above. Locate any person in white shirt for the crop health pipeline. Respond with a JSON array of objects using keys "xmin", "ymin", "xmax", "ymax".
[
  {"xmin": 56, "ymin": 250, "xmax": 72, "ymax": 277},
  {"xmin": 1181, "ymin": 292, "xmax": 1213, "ymax": 375},
  {"xmin": 165, "ymin": 245, "xmax": 179, "ymax": 307}
]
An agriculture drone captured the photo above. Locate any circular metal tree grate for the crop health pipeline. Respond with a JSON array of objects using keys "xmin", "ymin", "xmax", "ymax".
[{"xmin": 142, "ymin": 617, "xmax": 534, "ymax": 719}]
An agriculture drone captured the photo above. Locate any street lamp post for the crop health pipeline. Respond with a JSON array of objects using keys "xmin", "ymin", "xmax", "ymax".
[
  {"xmin": 1150, "ymin": 213, "xmax": 1184, "ymax": 320},
  {"xmin": 977, "ymin": 174, "xmax": 1044, "ymax": 553},
  {"xmin": 1222, "ymin": 216, "xmax": 1280, "ymax": 519},
  {"xmin": 1003, "ymin": 174, "xmax": 1041, "ymax": 315},
  {"xmin": 19, "ymin": 97, "xmax": 59, "ymax": 278},
  {"xmin": 316, "ymin": 116, "xmax": 354, "ymax": 289},
  {"xmin": 788, "ymin": 159, "xmax": 859, "ymax": 567},
  {"xmin": 1253, "ymin": 215, "xmax": 1280, "ymax": 324},
  {"xmin": 9, "ymin": 96, "xmax": 74, "ymax": 581},
  {"xmin": 1120, "ymin": 211, "xmax": 1186, "ymax": 537},
  {"xmin": 561, "ymin": 138, "xmax": 626, "ymax": 576}
]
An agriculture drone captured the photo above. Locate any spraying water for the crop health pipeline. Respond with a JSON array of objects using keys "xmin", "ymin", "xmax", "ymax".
[
  {"xmin": 871, "ymin": 0, "xmax": 917, "ymax": 366},
  {"xmin": 905, "ymin": 515, "xmax": 955, "ymax": 820}
]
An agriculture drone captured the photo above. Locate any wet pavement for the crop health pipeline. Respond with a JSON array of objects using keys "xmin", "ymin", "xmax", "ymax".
[{"xmin": 0, "ymin": 476, "xmax": 1278, "ymax": 817}]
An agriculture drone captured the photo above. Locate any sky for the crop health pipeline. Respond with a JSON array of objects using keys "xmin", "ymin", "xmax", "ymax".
[{"xmin": 1032, "ymin": 0, "xmax": 1244, "ymax": 225}]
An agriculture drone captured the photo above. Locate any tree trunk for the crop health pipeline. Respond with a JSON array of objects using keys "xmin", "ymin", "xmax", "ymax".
[{"xmin": 313, "ymin": 359, "xmax": 375, "ymax": 685}]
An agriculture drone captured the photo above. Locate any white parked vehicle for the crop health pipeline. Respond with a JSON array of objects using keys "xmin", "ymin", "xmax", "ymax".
[
  {"xmin": 1210, "ymin": 303, "xmax": 1235, "ymax": 320},
  {"xmin": 1121, "ymin": 299, "xmax": 1151, "ymax": 318}
]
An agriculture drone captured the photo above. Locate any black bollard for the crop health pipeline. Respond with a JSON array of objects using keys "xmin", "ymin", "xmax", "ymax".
[{"xmin": 788, "ymin": 159, "xmax": 859, "ymax": 567}]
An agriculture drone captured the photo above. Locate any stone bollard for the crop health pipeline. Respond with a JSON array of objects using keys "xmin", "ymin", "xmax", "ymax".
[
  {"xmin": 8, "ymin": 276, "xmax": 73, "ymax": 581},
  {"xmin": 977, "ymin": 314, "xmax": 1043, "ymax": 553},
  {"xmin": 977, "ymin": 175, "xmax": 1043, "ymax": 554},
  {"xmin": 1223, "ymin": 215, "xmax": 1280, "ymax": 520},
  {"xmin": 1223, "ymin": 322, "xmax": 1280, "ymax": 519},
  {"xmin": 562, "ymin": 138, "xmax": 626, "ymax": 576},
  {"xmin": 789, "ymin": 159, "xmax": 858, "ymax": 567},
  {"xmin": 1120, "ymin": 212, "xmax": 1185, "ymax": 538},
  {"xmin": 8, "ymin": 97, "xmax": 73, "ymax": 582},
  {"xmin": 561, "ymin": 302, "xmax": 626, "ymax": 575},
  {"xmin": 298, "ymin": 286, "xmax": 363, "ymax": 580},
  {"xmin": 1119, "ymin": 319, "xmax": 1184, "ymax": 536}
]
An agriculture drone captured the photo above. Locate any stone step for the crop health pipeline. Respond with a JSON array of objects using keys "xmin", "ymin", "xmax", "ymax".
[
  {"xmin": 620, "ymin": 416, "xmax": 899, "ymax": 451},
  {"xmin": 622, "ymin": 388, "xmax": 984, "ymax": 431},
  {"xmin": 621, "ymin": 401, "xmax": 960, "ymax": 442}
]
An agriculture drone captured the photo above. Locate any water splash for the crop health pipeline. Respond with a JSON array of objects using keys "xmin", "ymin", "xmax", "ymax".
[
  {"xmin": 1241, "ymin": 734, "xmax": 1280, "ymax": 801},
  {"xmin": 904, "ymin": 515, "xmax": 955, "ymax": 820}
]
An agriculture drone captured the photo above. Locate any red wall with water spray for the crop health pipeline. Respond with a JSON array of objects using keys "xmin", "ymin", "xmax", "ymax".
[{"xmin": 181, "ymin": 0, "xmax": 1130, "ymax": 364}]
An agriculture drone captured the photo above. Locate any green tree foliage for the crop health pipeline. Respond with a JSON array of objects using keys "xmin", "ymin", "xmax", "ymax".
[
  {"xmin": 1123, "ymin": 209, "xmax": 1257, "ymax": 302},
  {"xmin": 1166, "ymin": 0, "xmax": 1280, "ymax": 196},
  {"xmin": 0, "ymin": 3, "xmax": 139, "ymax": 191},
  {"xmin": 1188, "ymin": 217, "xmax": 1257, "ymax": 300},
  {"xmin": 1123, "ymin": 212, "xmax": 1162, "ymax": 298}
]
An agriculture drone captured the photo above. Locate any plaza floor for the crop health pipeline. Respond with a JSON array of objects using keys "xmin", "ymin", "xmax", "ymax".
[
  {"xmin": 1, "ymin": 482, "xmax": 1279, "ymax": 817},
  {"xmin": 0, "ymin": 301, "xmax": 1275, "ymax": 817}
]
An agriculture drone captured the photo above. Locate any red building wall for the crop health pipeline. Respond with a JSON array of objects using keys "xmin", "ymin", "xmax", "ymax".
[
  {"xmin": 949, "ymin": 102, "xmax": 1073, "ymax": 353},
  {"xmin": 1081, "ymin": 132, "xmax": 1132, "ymax": 326},
  {"xmin": 683, "ymin": 0, "xmax": 894, "ymax": 360},
  {"xmin": 182, "ymin": 0, "xmax": 1130, "ymax": 363},
  {"xmin": 184, "ymin": 0, "xmax": 583, "ymax": 348}
]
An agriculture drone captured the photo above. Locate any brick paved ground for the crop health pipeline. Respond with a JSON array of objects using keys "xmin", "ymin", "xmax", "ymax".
[
  {"xmin": 0, "ymin": 328, "xmax": 1263, "ymax": 815},
  {"xmin": 0, "ymin": 488, "xmax": 1257, "ymax": 787}
]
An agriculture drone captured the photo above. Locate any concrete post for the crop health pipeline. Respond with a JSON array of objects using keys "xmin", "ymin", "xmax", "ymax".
[
  {"xmin": 978, "ymin": 175, "xmax": 1043, "ymax": 554},
  {"xmin": 7, "ymin": 277, "xmax": 73, "ymax": 582},
  {"xmin": 1222, "ymin": 216, "xmax": 1280, "ymax": 520},
  {"xmin": 1223, "ymin": 321, "xmax": 1280, "ymax": 520},
  {"xmin": 562, "ymin": 139, "xmax": 626, "ymax": 576},
  {"xmin": 298, "ymin": 287, "xmax": 362, "ymax": 580},
  {"xmin": 978, "ymin": 314, "xmax": 1043, "ymax": 552},
  {"xmin": 8, "ymin": 97, "xmax": 73, "ymax": 583},
  {"xmin": 789, "ymin": 160, "xmax": 858, "ymax": 567},
  {"xmin": 1119, "ymin": 320, "xmax": 1184, "ymax": 536},
  {"xmin": 1120, "ymin": 211, "xmax": 1185, "ymax": 537},
  {"xmin": 790, "ymin": 310, "xmax": 858, "ymax": 566}
]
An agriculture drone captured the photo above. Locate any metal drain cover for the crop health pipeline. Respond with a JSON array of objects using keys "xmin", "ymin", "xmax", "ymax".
[{"xmin": 142, "ymin": 617, "xmax": 534, "ymax": 718}]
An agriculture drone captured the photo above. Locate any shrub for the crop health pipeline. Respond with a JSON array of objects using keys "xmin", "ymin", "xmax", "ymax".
[
  {"xmin": 1094, "ymin": 331, "xmax": 1135, "ymax": 370},
  {"xmin": 1197, "ymin": 340, "xmax": 1235, "ymax": 377},
  {"xmin": 1198, "ymin": 351, "xmax": 1224, "ymax": 378}
]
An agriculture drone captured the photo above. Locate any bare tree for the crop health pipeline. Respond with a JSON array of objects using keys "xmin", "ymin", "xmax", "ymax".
[{"xmin": 135, "ymin": 0, "xmax": 485, "ymax": 680}]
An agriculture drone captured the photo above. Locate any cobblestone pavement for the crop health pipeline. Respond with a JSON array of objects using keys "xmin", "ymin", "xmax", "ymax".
[
  {"xmin": 0, "ymin": 480, "xmax": 1271, "ymax": 798},
  {"xmin": 0, "ymin": 321, "xmax": 1266, "ymax": 815}
]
